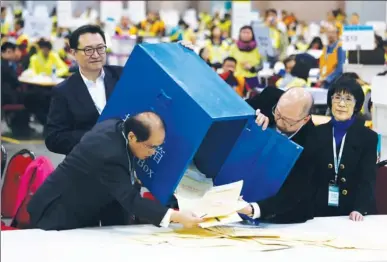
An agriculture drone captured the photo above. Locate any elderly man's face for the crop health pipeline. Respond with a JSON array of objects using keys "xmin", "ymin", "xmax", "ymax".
[
  {"xmin": 273, "ymin": 100, "xmax": 310, "ymax": 135},
  {"xmin": 128, "ymin": 128, "xmax": 165, "ymax": 160}
]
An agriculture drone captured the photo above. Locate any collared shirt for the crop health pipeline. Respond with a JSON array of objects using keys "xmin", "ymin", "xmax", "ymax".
[{"xmin": 79, "ymin": 69, "xmax": 106, "ymax": 114}]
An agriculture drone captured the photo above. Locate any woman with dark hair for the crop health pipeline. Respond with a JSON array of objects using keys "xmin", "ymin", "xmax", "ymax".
[
  {"xmin": 203, "ymin": 25, "xmax": 229, "ymax": 70},
  {"xmin": 276, "ymin": 58, "xmax": 311, "ymax": 89},
  {"xmin": 312, "ymin": 77, "xmax": 378, "ymax": 221},
  {"xmin": 229, "ymin": 25, "xmax": 261, "ymax": 88},
  {"xmin": 308, "ymin": 37, "xmax": 323, "ymax": 50}
]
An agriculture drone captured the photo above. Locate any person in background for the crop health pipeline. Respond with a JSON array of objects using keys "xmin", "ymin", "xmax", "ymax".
[
  {"xmin": 137, "ymin": 12, "xmax": 164, "ymax": 37},
  {"xmin": 199, "ymin": 47, "xmax": 215, "ymax": 70},
  {"xmin": 218, "ymin": 13, "xmax": 232, "ymax": 39},
  {"xmin": 115, "ymin": 16, "xmax": 137, "ymax": 36},
  {"xmin": 264, "ymin": 9, "xmax": 281, "ymax": 65},
  {"xmin": 308, "ymin": 37, "xmax": 323, "ymax": 50},
  {"xmin": 169, "ymin": 19, "xmax": 187, "ymax": 42},
  {"xmin": 276, "ymin": 58, "xmax": 311, "ymax": 89},
  {"xmin": 239, "ymin": 87, "xmax": 317, "ymax": 223},
  {"xmin": 312, "ymin": 77, "xmax": 378, "ymax": 221},
  {"xmin": 8, "ymin": 19, "xmax": 29, "ymax": 51},
  {"xmin": 1, "ymin": 42, "xmax": 34, "ymax": 138},
  {"xmin": 28, "ymin": 39, "xmax": 69, "ymax": 77},
  {"xmin": 349, "ymin": 13, "xmax": 360, "ymax": 25},
  {"xmin": 383, "ymin": 40, "xmax": 387, "ymax": 64},
  {"xmin": 28, "ymin": 112, "xmax": 203, "ymax": 230},
  {"xmin": 218, "ymin": 57, "xmax": 251, "ymax": 98},
  {"xmin": 317, "ymin": 26, "xmax": 345, "ymax": 89},
  {"xmin": 1, "ymin": 7, "xmax": 10, "ymax": 35},
  {"xmin": 229, "ymin": 25, "xmax": 261, "ymax": 89},
  {"xmin": 204, "ymin": 25, "xmax": 229, "ymax": 70}
]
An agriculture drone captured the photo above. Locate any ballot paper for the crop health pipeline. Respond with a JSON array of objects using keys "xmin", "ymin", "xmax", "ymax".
[
  {"xmin": 174, "ymin": 163, "xmax": 213, "ymax": 198},
  {"xmin": 176, "ymin": 180, "xmax": 248, "ymax": 218}
]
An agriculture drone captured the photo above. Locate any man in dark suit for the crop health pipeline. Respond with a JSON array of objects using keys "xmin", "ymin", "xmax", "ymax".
[
  {"xmin": 28, "ymin": 112, "xmax": 203, "ymax": 230},
  {"xmin": 45, "ymin": 25, "xmax": 123, "ymax": 155},
  {"xmin": 45, "ymin": 25, "xmax": 195, "ymax": 155},
  {"xmin": 239, "ymin": 87, "xmax": 317, "ymax": 223}
]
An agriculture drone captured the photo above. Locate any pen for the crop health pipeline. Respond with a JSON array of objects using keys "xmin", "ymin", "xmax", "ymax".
[{"xmin": 200, "ymin": 214, "xmax": 207, "ymax": 218}]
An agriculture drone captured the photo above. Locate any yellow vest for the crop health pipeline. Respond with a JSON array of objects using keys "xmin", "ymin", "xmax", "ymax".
[
  {"xmin": 229, "ymin": 44, "xmax": 261, "ymax": 78},
  {"xmin": 320, "ymin": 42, "xmax": 341, "ymax": 80},
  {"xmin": 205, "ymin": 39, "xmax": 229, "ymax": 64},
  {"xmin": 29, "ymin": 51, "xmax": 69, "ymax": 77}
]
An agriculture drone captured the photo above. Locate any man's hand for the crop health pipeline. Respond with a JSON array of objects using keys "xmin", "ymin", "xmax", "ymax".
[
  {"xmin": 242, "ymin": 62, "xmax": 251, "ymax": 70},
  {"xmin": 237, "ymin": 204, "xmax": 253, "ymax": 216},
  {"xmin": 178, "ymin": 40, "xmax": 195, "ymax": 51},
  {"xmin": 170, "ymin": 210, "xmax": 204, "ymax": 228},
  {"xmin": 349, "ymin": 211, "xmax": 364, "ymax": 221},
  {"xmin": 255, "ymin": 109, "xmax": 269, "ymax": 130}
]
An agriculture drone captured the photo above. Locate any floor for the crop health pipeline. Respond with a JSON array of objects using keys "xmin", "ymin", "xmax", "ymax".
[{"xmin": 1, "ymin": 121, "xmax": 64, "ymax": 168}]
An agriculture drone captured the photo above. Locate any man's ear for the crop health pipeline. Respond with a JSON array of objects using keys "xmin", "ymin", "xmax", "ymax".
[
  {"xmin": 70, "ymin": 49, "xmax": 76, "ymax": 56},
  {"xmin": 128, "ymin": 131, "xmax": 136, "ymax": 142}
]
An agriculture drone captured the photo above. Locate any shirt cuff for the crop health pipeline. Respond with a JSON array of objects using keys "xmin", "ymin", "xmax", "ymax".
[
  {"xmin": 251, "ymin": 202, "xmax": 261, "ymax": 219},
  {"xmin": 159, "ymin": 208, "xmax": 173, "ymax": 228}
]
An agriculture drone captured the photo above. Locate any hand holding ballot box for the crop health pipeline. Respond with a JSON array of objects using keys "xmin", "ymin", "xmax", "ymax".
[{"xmin": 99, "ymin": 43, "xmax": 303, "ymax": 206}]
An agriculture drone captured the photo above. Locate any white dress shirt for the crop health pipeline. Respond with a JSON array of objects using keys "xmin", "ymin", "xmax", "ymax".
[
  {"xmin": 80, "ymin": 69, "xmax": 107, "ymax": 114},
  {"xmin": 251, "ymin": 203, "xmax": 261, "ymax": 219}
]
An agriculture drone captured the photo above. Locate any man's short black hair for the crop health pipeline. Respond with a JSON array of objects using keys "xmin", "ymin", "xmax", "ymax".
[
  {"xmin": 223, "ymin": 56, "xmax": 237, "ymax": 65},
  {"xmin": 123, "ymin": 112, "xmax": 166, "ymax": 142},
  {"xmin": 1, "ymin": 42, "xmax": 16, "ymax": 53},
  {"xmin": 69, "ymin": 24, "xmax": 106, "ymax": 49},
  {"xmin": 327, "ymin": 76, "xmax": 365, "ymax": 114},
  {"xmin": 37, "ymin": 39, "xmax": 52, "ymax": 50},
  {"xmin": 1, "ymin": 7, "xmax": 6, "ymax": 13}
]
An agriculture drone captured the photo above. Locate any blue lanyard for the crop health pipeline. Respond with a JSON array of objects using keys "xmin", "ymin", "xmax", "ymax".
[{"xmin": 332, "ymin": 128, "xmax": 347, "ymax": 183}]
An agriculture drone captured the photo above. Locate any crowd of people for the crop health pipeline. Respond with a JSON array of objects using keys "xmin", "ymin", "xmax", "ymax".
[{"xmin": 1, "ymin": 5, "xmax": 386, "ymax": 230}]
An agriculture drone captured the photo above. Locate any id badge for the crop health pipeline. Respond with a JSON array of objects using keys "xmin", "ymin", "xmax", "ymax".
[{"xmin": 328, "ymin": 185, "xmax": 339, "ymax": 207}]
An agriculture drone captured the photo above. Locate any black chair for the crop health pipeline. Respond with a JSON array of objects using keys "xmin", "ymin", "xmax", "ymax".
[{"xmin": 1, "ymin": 145, "xmax": 7, "ymax": 177}]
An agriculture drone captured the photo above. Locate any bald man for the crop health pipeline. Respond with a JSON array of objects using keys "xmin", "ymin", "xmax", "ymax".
[
  {"xmin": 239, "ymin": 87, "xmax": 318, "ymax": 223},
  {"xmin": 27, "ymin": 113, "xmax": 203, "ymax": 230}
]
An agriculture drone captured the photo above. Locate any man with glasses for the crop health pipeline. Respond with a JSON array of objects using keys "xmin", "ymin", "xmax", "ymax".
[
  {"xmin": 28, "ymin": 112, "xmax": 204, "ymax": 230},
  {"xmin": 239, "ymin": 87, "xmax": 318, "ymax": 223},
  {"xmin": 44, "ymin": 24, "xmax": 194, "ymax": 155},
  {"xmin": 45, "ymin": 24, "xmax": 121, "ymax": 155}
]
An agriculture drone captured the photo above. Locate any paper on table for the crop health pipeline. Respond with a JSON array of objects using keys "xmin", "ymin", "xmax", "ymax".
[
  {"xmin": 174, "ymin": 164, "xmax": 213, "ymax": 198},
  {"xmin": 176, "ymin": 180, "xmax": 247, "ymax": 218},
  {"xmin": 199, "ymin": 212, "xmax": 243, "ymax": 228}
]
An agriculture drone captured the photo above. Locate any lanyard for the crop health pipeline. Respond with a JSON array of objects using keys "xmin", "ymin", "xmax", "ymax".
[
  {"xmin": 332, "ymin": 129, "xmax": 347, "ymax": 183},
  {"xmin": 121, "ymin": 129, "xmax": 136, "ymax": 185}
]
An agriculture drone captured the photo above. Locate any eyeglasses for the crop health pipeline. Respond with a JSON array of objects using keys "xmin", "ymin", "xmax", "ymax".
[
  {"xmin": 76, "ymin": 45, "xmax": 107, "ymax": 56},
  {"xmin": 331, "ymin": 95, "xmax": 356, "ymax": 105},
  {"xmin": 272, "ymin": 104, "xmax": 308, "ymax": 127}
]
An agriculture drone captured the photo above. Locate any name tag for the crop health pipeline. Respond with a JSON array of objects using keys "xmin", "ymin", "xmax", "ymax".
[{"xmin": 328, "ymin": 185, "xmax": 339, "ymax": 207}]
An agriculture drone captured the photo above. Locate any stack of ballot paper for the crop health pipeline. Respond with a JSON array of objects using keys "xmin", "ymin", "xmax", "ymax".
[{"xmin": 175, "ymin": 180, "xmax": 249, "ymax": 228}]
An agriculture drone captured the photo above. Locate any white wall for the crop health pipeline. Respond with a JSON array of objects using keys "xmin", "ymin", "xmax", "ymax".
[{"xmin": 345, "ymin": 1, "xmax": 387, "ymax": 23}]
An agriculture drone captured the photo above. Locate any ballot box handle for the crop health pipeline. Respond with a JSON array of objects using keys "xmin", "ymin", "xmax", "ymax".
[{"xmin": 156, "ymin": 89, "xmax": 172, "ymax": 107}]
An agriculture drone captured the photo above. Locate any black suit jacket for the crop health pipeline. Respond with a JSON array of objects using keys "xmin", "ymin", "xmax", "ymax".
[
  {"xmin": 28, "ymin": 119, "xmax": 169, "ymax": 230},
  {"xmin": 246, "ymin": 87, "xmax": 317, "ymax": 223},
  {"xmin": 257, "ymin": 120, "xmax": 317, "ymax": 223},
  {"xmin": 312, "ymin": 118, "xmax": 378, "ymax": 217},
  {"xmin": 45, "ymin": 65, "xmax": 123, "ymax": 155}
]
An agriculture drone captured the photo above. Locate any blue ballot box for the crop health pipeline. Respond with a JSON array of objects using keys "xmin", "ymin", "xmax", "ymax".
[
  {"xmin": 99, "ymin": 43, "xmax": 254, "ymax": 204},
  {"xmin": 213, "ymin": 118, "xmax": 304, "ymax": 203}
]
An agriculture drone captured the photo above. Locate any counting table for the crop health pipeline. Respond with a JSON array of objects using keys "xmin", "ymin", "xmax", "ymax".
[{"xmin": 2, "ymin": 216, "xmax": 386, "ymax": 262}]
